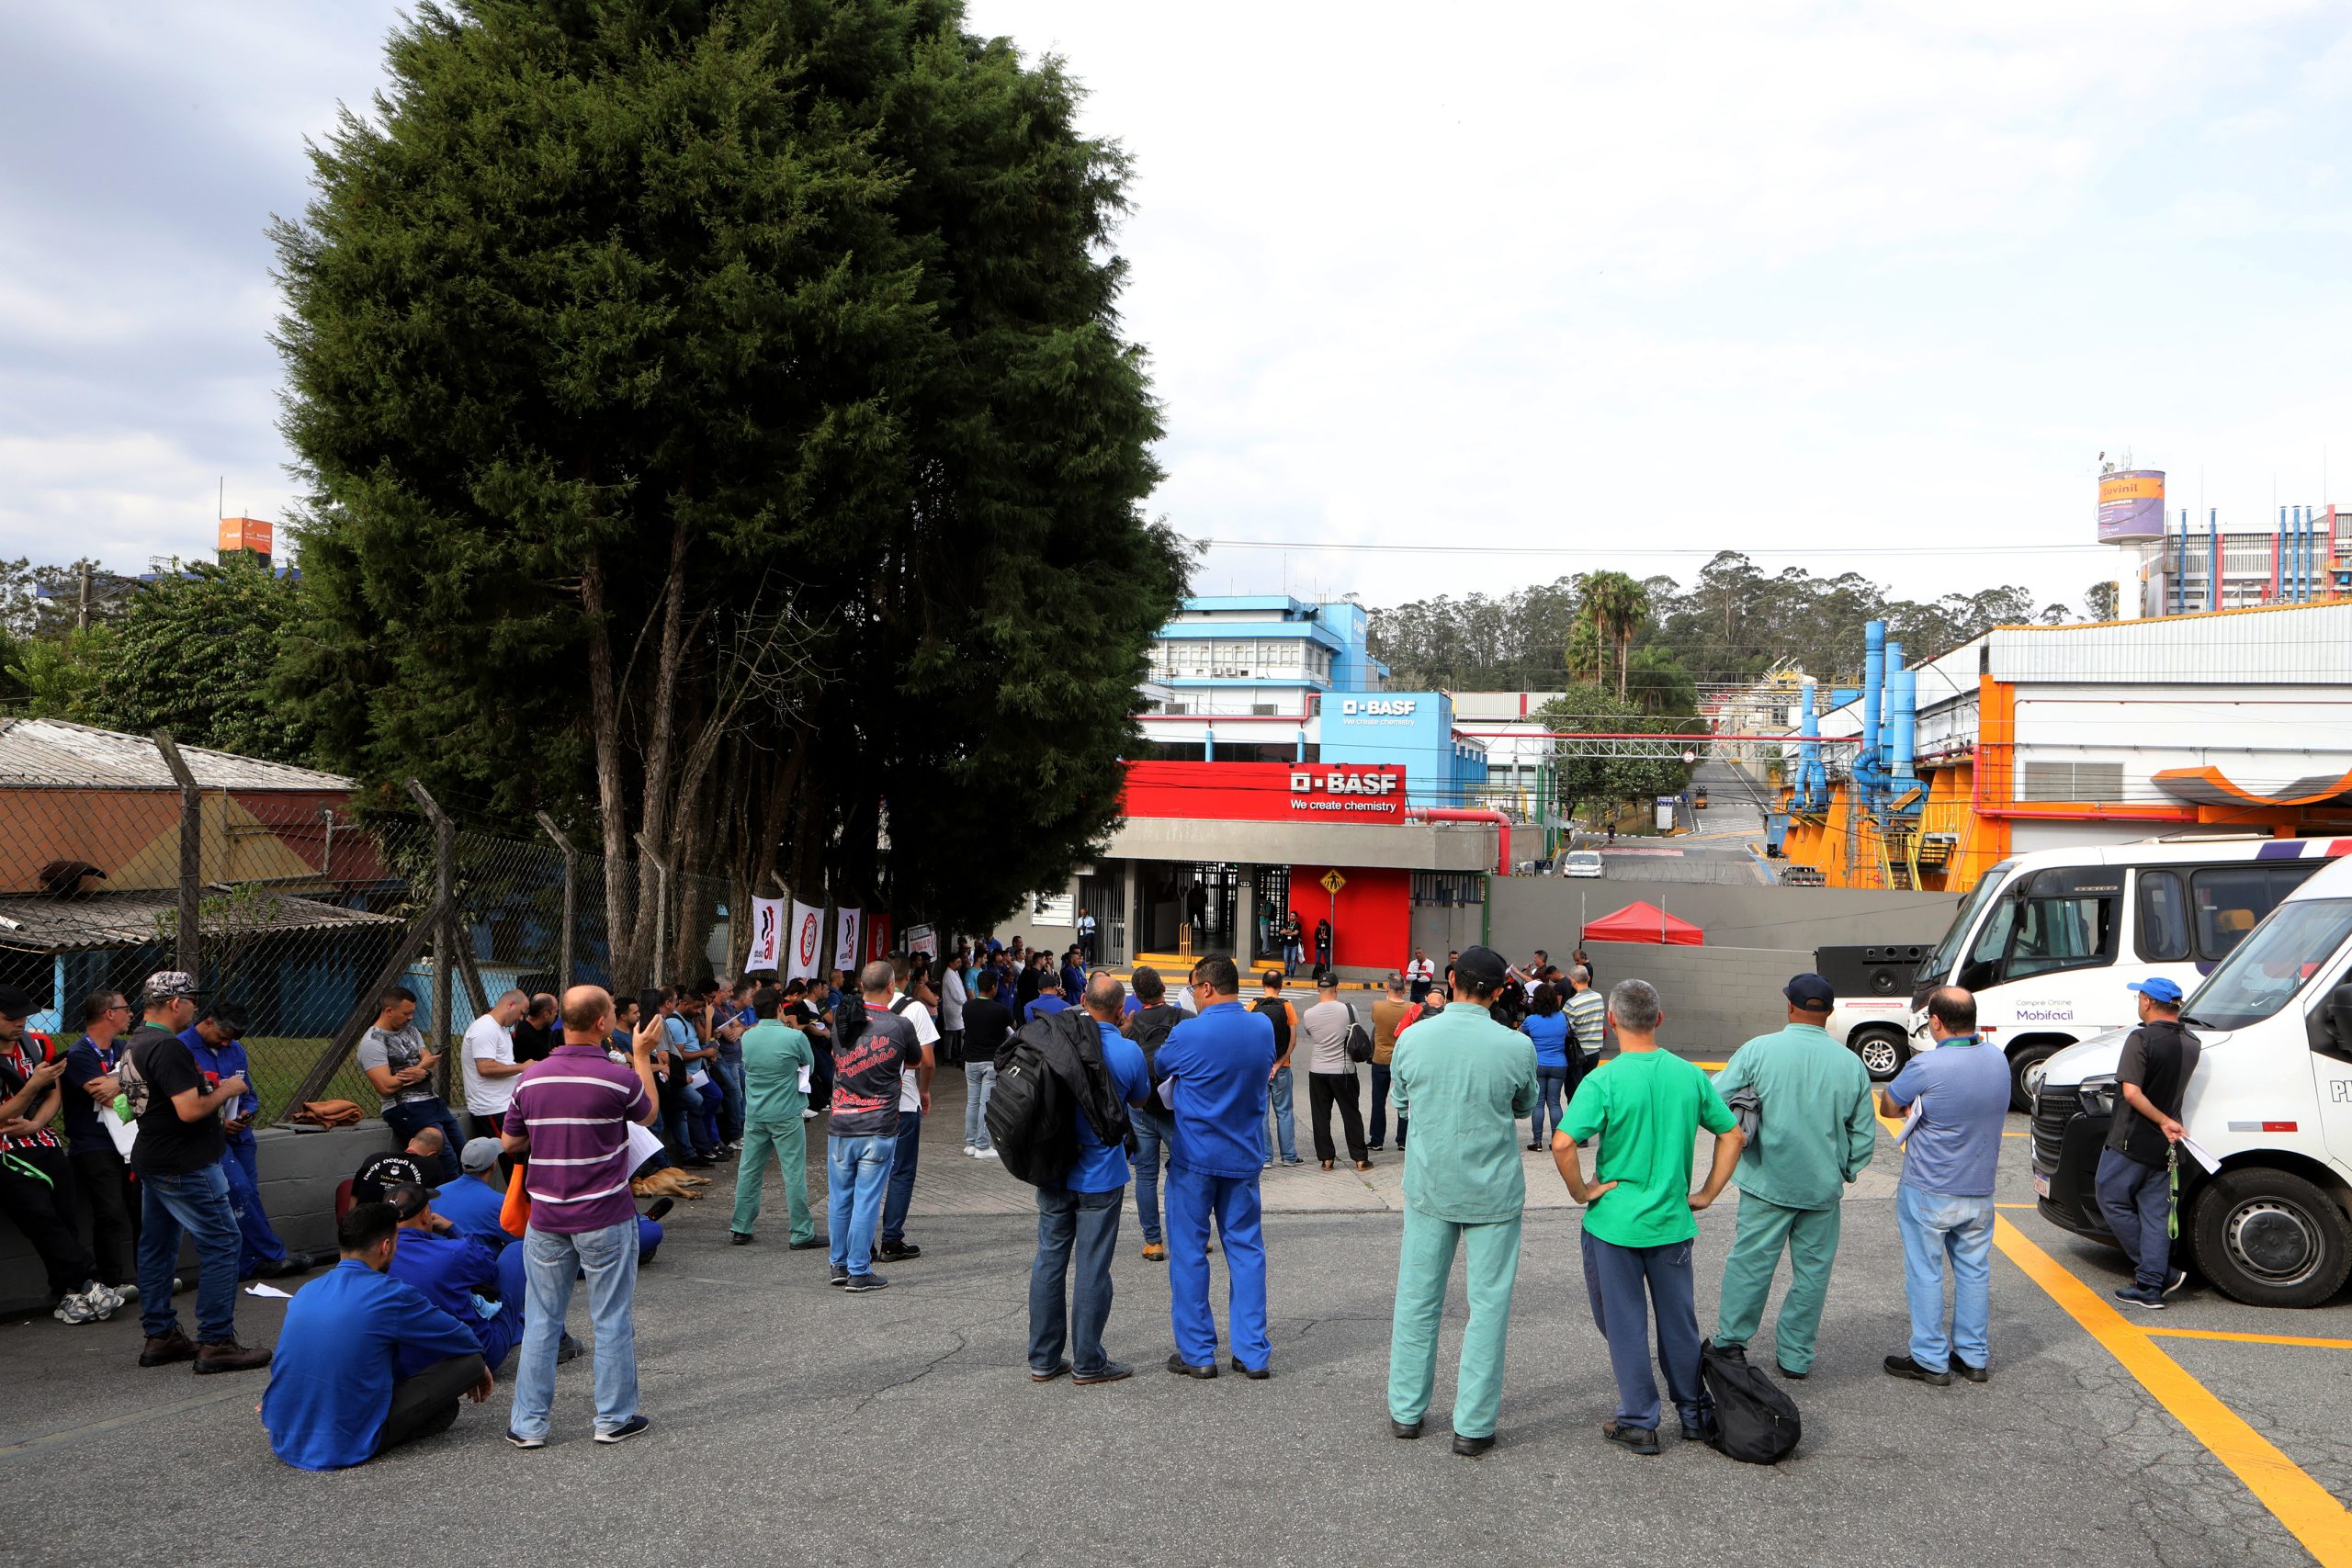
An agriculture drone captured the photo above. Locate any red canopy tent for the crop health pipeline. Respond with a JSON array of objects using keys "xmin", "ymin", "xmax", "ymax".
[{"xmin": 1582, "ymin": 899, "xmax": 1703, "ymax": 946}]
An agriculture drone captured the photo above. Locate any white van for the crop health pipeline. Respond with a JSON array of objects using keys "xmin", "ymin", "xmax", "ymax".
[
  {"xmin": 1905, "ymin": 838, "xmax": 2351, "ymax": 1109},
  {"xmin": 2031, "ymin": 855, "xmax": 2352, "ymax": 1307}
]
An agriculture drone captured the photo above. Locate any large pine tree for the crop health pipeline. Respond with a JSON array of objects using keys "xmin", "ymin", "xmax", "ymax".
[{"xmin": 274, "ymin": 0, "xmax": 1184, "ymax": 980}]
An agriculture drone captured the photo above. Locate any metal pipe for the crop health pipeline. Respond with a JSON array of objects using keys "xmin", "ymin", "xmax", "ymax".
[
  {"xmin": 1883, "ymin": 639, "xmax": 1906, "ymax": 783},
  {"xmin": 1405, "ymin": 807, "xmax": 1510, "ymax": 875},
  {"xmin": 1860, "ymin": 619, "xmax": 1885, "ymax": 800},
  {"xmin": 1890, "ymin": 659, "xmax": 1917, "ymax": 788},
  {"xmin": 1798, "ymin": 680, "xmax": 1823, "ymax": 811},
  {"xmin": 2208, "ymin": 509, "xmax": 2219, "ymax": 611}
]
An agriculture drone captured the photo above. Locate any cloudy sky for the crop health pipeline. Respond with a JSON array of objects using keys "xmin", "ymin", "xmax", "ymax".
[{"xmin": 4, "ymin": 2, "xmax": 2348, "ymax": 615}]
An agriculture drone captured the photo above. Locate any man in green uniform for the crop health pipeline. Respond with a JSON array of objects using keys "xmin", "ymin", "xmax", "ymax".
[
  {"xmin": 1385, "ymin": 945, "xmax": 1540, "ymax": 1458},
  {"xmin": 1709, "ymin": 972, "xmax": 1876, "ymax": 1379},
  {"xmin": 730, "ymin": 986, "xmax": 820, "ymax": 1249}
]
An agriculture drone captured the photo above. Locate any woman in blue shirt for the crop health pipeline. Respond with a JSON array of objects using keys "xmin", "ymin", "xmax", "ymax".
[{"xmin": 1520, "ymin": 984, "xmax": 1577, "ymax": 1150}]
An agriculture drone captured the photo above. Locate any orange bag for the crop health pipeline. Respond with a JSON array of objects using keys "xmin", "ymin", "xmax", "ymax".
[{"xmin": 500, "ymin": 1160, "xmax": 531, "ymax": 1237}]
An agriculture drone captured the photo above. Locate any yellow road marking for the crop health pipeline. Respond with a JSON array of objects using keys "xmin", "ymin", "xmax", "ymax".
[
  {"xmin": 1877, "ymin": 1108, "xmax": 2352, "ymax": 1563},
  {"xmin": 2142, "ymin": 1326, "xmax": 2352, "ymax": 1352},
  {"xmin": 1693, "ymin": 1060, "xmax": 1727, "ymax": 1070},
  {"xmin": 1995, "ymin": 1202, "xmax": 2036, "ymax": 1210},
  {"xmin": 1991, "ymin": 1216, "xmax": 2352, "ymax": 1566}
]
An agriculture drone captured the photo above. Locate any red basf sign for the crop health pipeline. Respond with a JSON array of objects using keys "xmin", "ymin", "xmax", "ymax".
[{"xmin": 1121, "ymin": 761, "xmax": 1408, "ymax": 824}]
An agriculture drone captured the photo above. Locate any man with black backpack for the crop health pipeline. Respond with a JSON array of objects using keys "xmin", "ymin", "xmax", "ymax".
[
  {"xmin": 1023, "ymin": 975, "xmax": 1152, "ymax": 1386},
  {"xmin": 1122, "ymin": 966, "xmax": 1189, "ymax": 1261},
  {"xmin": 1253, "ymin": 971, "xmax": 1302, "ymax": 1169}
]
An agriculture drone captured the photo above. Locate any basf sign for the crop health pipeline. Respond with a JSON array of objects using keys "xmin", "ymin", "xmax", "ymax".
[{"xmin": 1122, "ymin": 761, "xmax": 1408, "ymax": 824}]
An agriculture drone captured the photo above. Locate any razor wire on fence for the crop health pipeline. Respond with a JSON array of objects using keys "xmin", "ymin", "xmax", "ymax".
[{"xmin": 0, "ymin": 719, "xmax": 747, "ymax": 1128}]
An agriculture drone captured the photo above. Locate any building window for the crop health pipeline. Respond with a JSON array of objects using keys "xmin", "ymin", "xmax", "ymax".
[{"xmin": 1410, "ymin": 872, "xmax": 1485, "ymax": 907}]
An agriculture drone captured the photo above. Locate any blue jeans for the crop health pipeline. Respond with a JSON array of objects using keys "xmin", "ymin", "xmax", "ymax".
[
  {"xmin": 711, "ymin": 1060, "xmax": 746, "ymax": 1142},
  {"xmin": 827, "ymin": 1134, "xmax": 895, "ymax": 1276},
  {"xmin": 1261, "ymin": 1067, "xmax": 1298, "ymax": 1164},
  {"xmin": 1166, "ymin": 1166, "xmax": 1270, "ymax": 1371},
  {"xmin": 1131, "ymin": 1105, "xmax": 1172, "ymax": 1245},
  {"xmin": 664, "ymin": 1080, "xmax": 714, "ymax": 1158},
  {"xmin": 882, "ymin": 1107, "xmax": 922, "ymax": 1245},
  {"xmin": 137, "ymin": 1164, "xmax": 242, "ymax": 1343},
  {"xmin": 1532, "ymin": 1066, "xmax": 1570, "ymax": 1146},
  {"xmin": 2094, "ymin": 1147, "xmax": 2174, "ymax": 1291},
  {"xmin": 964, "ymin": 1062, "xmax": 996, "ymax": 1149},
  {"xmin": 220, "ymin": 1139, "xmax": 288, "ymax": 1276},
  {"xmin": 509, "ymin": 1216, "xmax": 639, "ymax": 1439},
  {"xmin": 1579, "ymin": 1229, "xmax": 1709, "ymax": 1431},
  {"xmin": 382, "ymin": 1100, "xmax": 465, "ymax": 1183},
  {"xmin": 1896, "ymin": 1183, "xmax": 1994, "ymax": 1373},
  {"xmin": 1028, "ymin": 1184, "xmax": 1125, "ymax": 1375}
]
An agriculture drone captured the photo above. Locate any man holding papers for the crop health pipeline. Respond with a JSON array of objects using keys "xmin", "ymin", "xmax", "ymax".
[{"xmin": 1878, "ymin": 987, "xmax": 2011, "ymax": 1384}]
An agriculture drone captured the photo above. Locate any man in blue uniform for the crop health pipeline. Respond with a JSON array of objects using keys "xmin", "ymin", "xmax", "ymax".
[
  {"xmin": 1154, "ymin": 955, "xmax": 1278, "ymax": 1379},
  {"xmin": 180, "ymin": 1001, "xmax": 309, "ymax": 1280},
  {"xmin": 260, "ymin": 1201, "xmax": 492, "ymax": 1470},
  {"xmin": 435, "ymin": 1135, "xmax": 667, "ymax": 1262},
  {"xmin": 381, "ymin": 1182, "xmax": 531, "ymax": 1371}
]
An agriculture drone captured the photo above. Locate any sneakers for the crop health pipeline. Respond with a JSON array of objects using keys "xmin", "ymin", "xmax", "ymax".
[
  {"xmin": 594, "ymin": 1414, "xmax": 653, "ymax": 1444},
  {"xmin": 2113, "ymin": 1283, "xmax": 2167, "ymax": 1310},
  {"xmin": 54, "ymin": 1280, "xmax": 122, "ymax": 1325},
  {"xmin": 1883, "ymin": 1353, "xmax": 1952, "ymax": 1385},
  {"xmin": 787, "ymin": 1235, "xmax": 827, "ymax": 1251},
  {"xmin": 1141, "ymin": 1242, "xmax": 1169, "ymax": 1262},
  {"xmin": 193, "ymin": 1339, "xmax": 273, "ymax": 1375},
  {"xmin": 843, "ymin": 1271, "xmax": 889, "ymax": 1292},
  {"xmin": 975, "ymin": 1148, "xmax": 1000, "ymax": 1160},
  {"xmin": 1029, "ymin": 1360, "xmax": 1072, "ymax": 1382},
  {"xmin": 556, "ymin": 1335, "xmax": 583, "ymax": 1365},
  {"xmin": 2164, "ymin": 1268, "xmax": 2189, "ymax": 1296},
  {"xmin": 1604, "ymin": 1422, "xmax": 1660, "ymax": 1456},
  {"xmin": 829, "ymin": 1266, "xmax": 849, "ymax": 1287},
  {"xmin": 1075, "ymin": 1361, "xmax": 1134, "ymax": 1386},
  {"xmin": 877, "ymin": 1240, "xmax": 921, "ymax": 1261},
  {"xmin": 964, "ymin": 1145, "xmax": 979, "ymax": 1157},
  {"xmin": 139, "ymin": 1329, "xmax": 198, "ymax": 1367},
  {"xmin": 506, "ymin": 1429, "xmax": 547, "ymax": 1450}
]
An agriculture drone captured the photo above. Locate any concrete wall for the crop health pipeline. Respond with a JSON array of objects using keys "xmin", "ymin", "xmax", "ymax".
[
  {"xmin": 1488, "ymin": 879, "xmax": 1962, "ymax": 958},
  {"xmin": 2, "ymin": 1122, "xmax": 391, "ymax": 1315},
  {"xmin": 1577, "ymin": 940, "xmax": 1815, "ymax": 1057}
]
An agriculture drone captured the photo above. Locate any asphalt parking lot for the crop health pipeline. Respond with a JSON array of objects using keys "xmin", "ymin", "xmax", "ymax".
[{"xmin": 3, "ymin": 1069, "xmax": 2346, "ymax": 1568}]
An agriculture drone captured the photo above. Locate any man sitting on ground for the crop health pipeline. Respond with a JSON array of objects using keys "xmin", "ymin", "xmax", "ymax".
[
  {"xmin": 353, "ymin": 1129, "xmax": 441, "ymax": 1206},
  {"xmin": 381, "ymin": 1182, "xmax": 537, "ymax": 1371},
  {"xmin": 259, "ymin": 1201, "xmax": 492, "ymax": 1470},
  {"xmin": 436, "ymin": 1135, "xmax": 670, "ymax": 1262}
]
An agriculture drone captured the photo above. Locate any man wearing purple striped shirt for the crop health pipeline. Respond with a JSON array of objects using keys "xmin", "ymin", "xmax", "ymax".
[{"xmin": 499, "ymin": 986, "xmax": 660, "ymax": 1448}]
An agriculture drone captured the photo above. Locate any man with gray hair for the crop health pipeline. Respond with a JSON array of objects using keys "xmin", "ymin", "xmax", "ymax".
[
  {"xmin": 1555, "ymin": 977, "xmax": 1744, "ymax": 1456},
  {"xmin": 1565, "ymin": 965, "xmax": 1607, "ymax": 1074},
  {"xmin": 827, "ymin": 962, "xmax": 925, "ymax": 1292}
]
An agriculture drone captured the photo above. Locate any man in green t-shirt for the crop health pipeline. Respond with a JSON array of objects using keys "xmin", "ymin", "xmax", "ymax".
[
  {"xmin": 1555, "ymin": 977, "xmax": 1744, "ymax": 1456},
  {"xmin": 730, "ymin": 986, "xmax": 820, "ymax": 1248},
  {"xmin": 1385, "ymin": 946, "xmax": 1540, "ymax": 1456}
]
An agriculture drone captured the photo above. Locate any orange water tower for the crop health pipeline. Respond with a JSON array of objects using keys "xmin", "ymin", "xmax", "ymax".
[{"xmin": 218, "ymin": 516, "xmax": 273, "ymax": 569}]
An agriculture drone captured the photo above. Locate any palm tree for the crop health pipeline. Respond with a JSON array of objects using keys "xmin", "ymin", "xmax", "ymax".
[{"xmin": 1580, "ymin": 570, "xmax": 1651, "ymax": 699}]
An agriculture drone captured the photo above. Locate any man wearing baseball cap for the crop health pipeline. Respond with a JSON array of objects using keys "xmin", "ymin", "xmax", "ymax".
[
  {"xmin": 1384, "ymin": 945, "xmax": 1540, "ymax": 1456},
  {"xmin": 127, "ymin": 971, "xmax": 269, "ymax": 1373},
  {"xmin": 1709, "ymin": 973, "xmax": 1877, "ymax": 1381},
  {"xmin": 2097, "ymin": 977, "xmax": 2199, "ymax": 1309}
]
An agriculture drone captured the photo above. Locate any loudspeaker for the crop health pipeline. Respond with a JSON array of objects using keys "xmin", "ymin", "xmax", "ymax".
[{"xmin": 1815, "ymin": 944, "xmax": 1920, "ymax": 999}]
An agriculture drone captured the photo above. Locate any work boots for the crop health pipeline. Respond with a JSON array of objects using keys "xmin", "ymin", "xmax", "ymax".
[
  {"xmin": 138, "ymin": 1328, "xmax": 198, "ymax": 1367},
  {"xmin": 193, "ymin": 1339, "xmax": 272, "ymax": 1375}
]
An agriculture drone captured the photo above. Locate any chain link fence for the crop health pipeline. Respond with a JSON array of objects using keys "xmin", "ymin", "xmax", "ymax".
[{"xmin": 0, "ymin": 717, "xmax": 744, "ymax": 1126}]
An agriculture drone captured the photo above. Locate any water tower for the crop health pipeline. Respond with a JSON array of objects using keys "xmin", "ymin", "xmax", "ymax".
[{"xmin": 2096, "ymin": 456, "xmax": 2163, "ymax": 618}]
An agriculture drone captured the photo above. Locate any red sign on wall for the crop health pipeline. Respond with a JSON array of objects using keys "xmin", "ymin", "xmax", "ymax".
[{"xmin": 1121, "ymin": 761, "xmax": 1408, "ymax": 824}]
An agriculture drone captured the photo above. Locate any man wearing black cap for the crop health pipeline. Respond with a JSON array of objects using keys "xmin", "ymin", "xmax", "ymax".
[
  {"xmin": 0, "ymin": 981, "xmax": 122, "ymax": 1325},
  {"xmin": 1708, "ymin": 972, "xmax": 1876, "ymax": 1380},
  {"xmin": 1384, "ymin": 945, "xmax": 1540, "ymax": 1455}
]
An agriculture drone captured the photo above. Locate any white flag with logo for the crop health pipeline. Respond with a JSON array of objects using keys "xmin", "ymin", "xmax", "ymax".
[
  {"xmin": 742, "ymin": 896, "xmax": 786, "ymax": 973},
  {"xmin": 832, "ymin": 908, "xmax": 862, "ymax": 973},
  {"xmin": 787, "ymin": 900, "xmax": 824, "ymax": 981}
]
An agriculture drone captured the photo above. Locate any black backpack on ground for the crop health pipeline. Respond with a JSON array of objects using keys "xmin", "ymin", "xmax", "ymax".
[
  {"xmin": 1699, "ymin": 1340, "xmax": 1801, "ymax": 1464},
  {"xmin": 989, "ymin": 1009, "xmax": 1132, "ymax": 1189}
]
